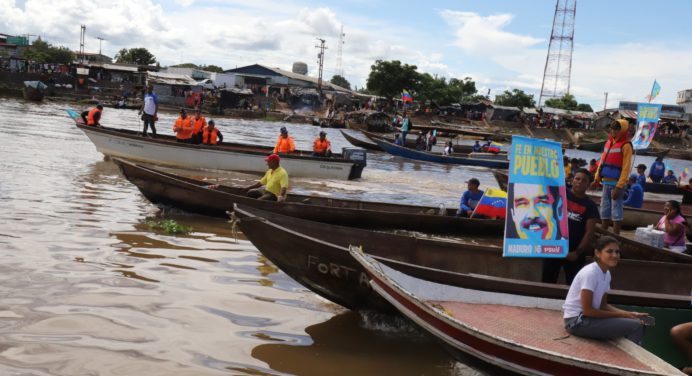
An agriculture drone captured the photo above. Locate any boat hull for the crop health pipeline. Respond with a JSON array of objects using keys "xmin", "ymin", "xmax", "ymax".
[
  {"xmin": 78, "ymin": 125, "xmax": 364, "ymax": 180},
  {"xmin": 374, "ymin": 139, "xmax": 509, "ymax": 168}
]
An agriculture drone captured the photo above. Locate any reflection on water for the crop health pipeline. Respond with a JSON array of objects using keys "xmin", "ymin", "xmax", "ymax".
[{"xmin": 7, "ymin": 98, "xmax": 683, "ymax": 375}]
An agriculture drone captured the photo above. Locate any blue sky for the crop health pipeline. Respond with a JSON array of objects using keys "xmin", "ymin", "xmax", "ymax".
[{"xmin": 3, "ymin": 0, "xmax": 691, "ymax": 108}]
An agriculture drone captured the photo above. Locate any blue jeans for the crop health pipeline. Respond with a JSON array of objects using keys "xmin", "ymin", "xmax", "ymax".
[{"xmin": 600, "ymin": 184, "xmax": 624, "ymax": 221}]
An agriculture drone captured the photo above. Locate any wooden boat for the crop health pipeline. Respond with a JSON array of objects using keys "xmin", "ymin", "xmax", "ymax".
[
  {"xmin": 339, "ymin": 130, "xmax": 380, "ymax": 151},
  {"xmin": 374, "ymin": 138, "xmax": 509, "ymax": 169},
  {"xmin": 233, "ymin": 205, "xmax": 692, "ymax": 368},
  {"xmin": 595, "ymin": 228, "xmax": 692, "ymax": 264},
  {"xmin": 66, "ymin": 110, "xmax": 366, "ymax": 180},
  {"xmin": 645, "ymin": 148, "xmax": 692, "ymax": 161},
  {"xmin": 575, "ymin": 139, "xmax": 606, "ymax": 151},
  {"xmin": 429, "ymin": 120, "xmax": 513, "ymax": 141},
  {"xmin": 638, "ymin": 149, "xmax": 670, "ymax": 159},
  {"xmin": 644, "ymin": 182, "xmax": 683, "ymax": 195},
  {"xmin": 114, "ymin": 158, "xmax": 503, "ymax": 235},
  {"xmin": 360, "ymin": 129, "xmax": 476, "ymax": 154},
  {"xmin": 22, "ymin": 81, "xmax": 45, "ymax": 101},
  {"xmin": 352, "ymin": 251, "xmax": 685, "ymax": 376},
  {"xmin": 232, "ymin": 205, "xmax": 692, "ymax": 307},
  {"xmin": 491, "ymin": 169, "xmax": 689, "ymax": 229}
]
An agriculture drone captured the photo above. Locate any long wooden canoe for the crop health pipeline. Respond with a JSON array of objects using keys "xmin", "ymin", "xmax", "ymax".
[
  {"xmin": 644, "ymin": 182, "xmax": 684, "ymax": 195},
  {"xmin": 353, "ymin": 252, "xmax": 685, "ymax": 376},
  {"xmin": 575, "ymin": 139, "xmax": 606, "ymax": 151},
  {"xmin": 374, "ymin": 138, "xmax": 509, "ymax": 168},
  {"xmin": 234, "ymin": 205, "xmax": 691, "ymax": 369},
  {"xmin": 114, "ymin": 158, "xmax": 503, "ymax": 235},
  {"xmin": 338, "ymin": 130, "xmax": 381, "ymax": 151},
  {"xmin": 66, "ymin": 110, "xmax": 366, "ymax": 180},
  {"xmin": 646, "ymin": 147, "xmax": 692, "ymax": 161},
  {"xmin": 595, "ymin": 228, "xmax": 692, "ymax": 264},
  {"xmin": 233, "ymin": 204, "xmax": 691, "ymax": 305},
  {"xmin": 428, "ymin": 120, "xmax": 513, "ymax": 141}
]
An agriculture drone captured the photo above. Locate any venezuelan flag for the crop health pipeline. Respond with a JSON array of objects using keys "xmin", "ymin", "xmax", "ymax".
[
  {"xmin": 487, "ymin": 141, "xmax": 502, "ymax": 154},
  {"xmin": 402, "ymin": 89, "xmax": 413, "ymax": 103},
  {"xmin": 472, "ymin": 188, "xmax": 507, "ymax": 219}
]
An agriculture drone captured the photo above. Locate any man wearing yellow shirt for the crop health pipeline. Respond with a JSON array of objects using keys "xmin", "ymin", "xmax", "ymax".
[{"xmin": 244, "ymin": 153, "xmax": 289, "ymax": 201}]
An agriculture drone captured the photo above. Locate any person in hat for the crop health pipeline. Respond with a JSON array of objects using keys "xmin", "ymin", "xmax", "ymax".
[
  {"xmin": 623, "ymin": 174, "xmax": 644, "ymax": 209},
  {"xmin": 312, "ymin": 130, "xmax": 332, "ymax": 157},
  {"xmin": 273, "ymin": 126, "xmax": 295, "ymax": 154},
  {"xmin": 635, "ymin": 164, "xmax": 647, "ymax": 187},
  {"xmin": 457, "ymin": 178, "xmax": 484, "ymax": 218},
  {"xmin": 173, "ymin": 108, "xmax": 193, "ymax": 143},
  {"xmin": 244, "ymin": 153, "xmax": 289, "ymax": 202},
  {"xmin": 648, "ymin": 156, "xmax": 666, "ymax": 183},
  {"xmin": 202, "ymin": 120, "xmax": 223, "ymax": 145},
  {"xmin": 593, "ymin": 119, "xmax": 633, "ymax": 235}
]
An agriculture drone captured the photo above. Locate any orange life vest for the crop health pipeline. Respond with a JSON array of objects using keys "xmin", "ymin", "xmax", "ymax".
[
  {"xmin": 274, "ymin": 135, "xmax": 295, "ymax": 153},
  {"xmin": 173, "ymin": 116, "xmax": 193, "ymax": 139},
  {"xmin": 86, "ymin": 107, "xmax": 101, "ymax": 126},
  {"xmin": 313, "ymin": 138, "xmax": 331, "ymax": 154},
  {"xmin": 203, "ymin": 127, "xmax": 219, "ymax": 145},
  {"xmin": 192, "ymin": 116, "xmax": 206, "ymax": 134}
]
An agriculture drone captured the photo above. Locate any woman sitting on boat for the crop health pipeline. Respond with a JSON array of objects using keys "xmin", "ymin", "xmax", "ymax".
[
  {"xmin": 562, "ymin": 236, "xmax": 649, "ymax": 345},
  {"xmin": 655, "ymin": 200, "xmax": 688, "ymax": 253}
]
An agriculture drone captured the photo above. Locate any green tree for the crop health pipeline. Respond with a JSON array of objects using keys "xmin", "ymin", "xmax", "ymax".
[
  {"xmin": 576, "ymin": 103, "xmax": 594, "ymax": 112},
  {"xmin": 416, "ymin": 73, "xmax": 448, "ymax": 105},
  {"xmin": 330, "ymin": 74, "xmax": 351, "ymax": 90},
  {"xmin": 115, "ymin": 47, "xmax": 157, "ymax": 65},
  {"xmin": 544, "ymin": 93, "xmax": 579, "ymax": 111},
  {"xmin": 446, "ymin": 77, "xmax": 478, "ymax": 103},
  {"xmin": 203, "ymin": 64, "xmax": 224, "ymax": 73},
  {"xmin": 23, "ymin": 38, "xmax": 73, "ymax": 64},
  {"xmin": 171, "ymin": 63, "xmax": 198, "ymax": 68},
  {"xmin": 366, "ymin": 60, "xmax": 420, "ymax": 99},
  {"xmin": 494, "ymin": 89, "xmax": 536, "ymax": 109}
]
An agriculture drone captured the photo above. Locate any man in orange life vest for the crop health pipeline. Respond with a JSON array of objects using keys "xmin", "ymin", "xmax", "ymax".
[
  {"xmin": 202, "ymin": 120, "xmax": 223, "ymax": 145},
  {"xmin": 81, "ymin": 104, "xmax": 103, "ymax": 127},
  {"xmin": 312, "ymin": 130, "xmax": 332, "ymax": 157},
  {"xmin": 173, "ymin": 108, "xmax": 194, "ymax": 143},
  {"xmin": 593, "ymin": 119, "xmax": 633, "ymax": 235},
  {"xmin": 191, "ymin": 108, "xmax": 207, "ymax": 144},
  {"xmin": 273, "ymin": 127, "xmax": 295, "ymax": 153}
]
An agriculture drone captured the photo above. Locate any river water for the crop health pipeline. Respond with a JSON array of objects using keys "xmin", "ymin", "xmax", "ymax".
[
  {"xmin": 0, "ymin": 98, "xmax": 514, "ymax": 376},
  {"xmin": 1, "ymin": 98, "xmax": 689, "ymax": 375}
]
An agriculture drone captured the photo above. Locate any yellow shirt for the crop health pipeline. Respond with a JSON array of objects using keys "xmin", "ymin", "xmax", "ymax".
[{"xmin": 260, "ymin": 166, "xmax": 289, "ymax": 197}]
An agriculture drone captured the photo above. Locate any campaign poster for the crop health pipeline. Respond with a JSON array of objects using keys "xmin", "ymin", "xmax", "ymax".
[
  {"xmin": 503, "ymin": 136, "xmax": 569, "ymax": 258},
  {"xmin": 632, "ymin": 103, "xmax": 662, "ymax": 150}
]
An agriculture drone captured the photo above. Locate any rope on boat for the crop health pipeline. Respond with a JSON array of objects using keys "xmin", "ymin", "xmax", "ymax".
[{"xmin": 228, "ymin": 211, "xmax": 240, "ymax": 243}]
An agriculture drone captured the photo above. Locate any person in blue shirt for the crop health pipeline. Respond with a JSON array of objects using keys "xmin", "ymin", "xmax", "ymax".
[
  {"xmin": 648, "ymin": 157, "xmax": 666, "ymax": 183},
  {"xmin": 623, "ymin": 174, "xmax": 644, "ymax": 208},
  {"xmin": 400, "ymin": 111, "xmax": 411, "ymax": 143},
  {"xmin": 635, "ymin": 164, "xmax": 647, "ymax": 187},
  {"xmin": 472, "ymin": 141, "xmax": 482, "ymax": 152},
  {"xmin": 457, "ymin": 178, "xmax": 484, "ymax": 217},
  {"xmin": 662, "ymin": 170, "xmax": 677, "ymax": 184}
]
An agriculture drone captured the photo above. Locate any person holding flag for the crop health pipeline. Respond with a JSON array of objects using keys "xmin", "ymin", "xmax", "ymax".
[
  {"xmin": 457, "ymin": 178, "xmax": 484, "ymax": 218},
  {"xmin": 472, "ymin": 187, "xmax": 507, "ymax": 219}
]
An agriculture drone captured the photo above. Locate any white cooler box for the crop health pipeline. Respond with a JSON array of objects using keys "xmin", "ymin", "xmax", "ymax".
[{"xmin": 634, "ymin": 226, "xmax": 665, "ymax": 248}]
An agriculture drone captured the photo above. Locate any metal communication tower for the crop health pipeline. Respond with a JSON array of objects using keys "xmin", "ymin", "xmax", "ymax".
[
  {"xmin": 315, "ymin": 38, "xmax": 327, "ymax": 92},
  {"xmin": 538, "ymin": 0, "xmax": 576, "ymax": 106},
  {"xmin": 335, "ymin": 25, "xmax": 345, "ymax": 77}
]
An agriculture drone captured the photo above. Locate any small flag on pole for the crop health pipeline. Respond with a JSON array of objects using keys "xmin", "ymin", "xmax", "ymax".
[
  {"xmin": 471, "ymin": 188, "xmax": 507, "ymax": 219},
  {"xmin": 402, "ymin": 89, "xmax": 413, "ymax": 103},
  {"xmin": 648, "ymin": 80, "xmax": 661, "ymax": 102},
  {"xmin": 681, "ymin": 167, "xmax": 689, "ymax": 183}
]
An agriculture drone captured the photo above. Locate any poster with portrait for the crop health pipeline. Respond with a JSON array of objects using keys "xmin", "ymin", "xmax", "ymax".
[
  {"xmin": 631, "ymin": 103, "xmax": 662, "ymax": 150},
  {"xmin": 503, "ymin": 136, "xmax": 569, "ymax": 258}
]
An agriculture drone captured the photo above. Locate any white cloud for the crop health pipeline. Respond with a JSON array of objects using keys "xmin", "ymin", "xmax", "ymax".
[{"xmin": 440, "ymin": 10, "xmax": 543, "ymax": 55}]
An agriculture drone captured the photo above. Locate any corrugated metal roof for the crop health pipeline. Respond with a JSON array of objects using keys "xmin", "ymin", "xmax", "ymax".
[
  {"xmin": 147, "ymin": 71, "xmax": 198, "ymax": 86},
  {"xmin": 618, "ymin": 109, "xmax": 638, "ymax": 119},
  {"xmin": 102, "ymin": 63, "xmax": 138, "ymax": 72}
]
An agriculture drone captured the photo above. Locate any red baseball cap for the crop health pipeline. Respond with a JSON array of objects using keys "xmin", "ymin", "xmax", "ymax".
[{"xmin": 265, "ymin": 153, "xmax": 280, "ymax": 163}]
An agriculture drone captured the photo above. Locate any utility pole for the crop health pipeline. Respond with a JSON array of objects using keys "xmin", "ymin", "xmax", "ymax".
[
  {"xmin": 96, "ymin": 36, "xmax": 105, "ymax": 55},
  {"xmin": 79, "ymin": 25, "xmax": 86, "ymax": 64},
  {"xmin": 315, "ymin": 38, "xmax": 327, "ymax": 93},
  {"xmin": 603, "ymin": 92, "xmax": 608, "ymax": 111},
  {"xmin": 335, "ymin": 25, "xmax": 345, "ymax": 77}
]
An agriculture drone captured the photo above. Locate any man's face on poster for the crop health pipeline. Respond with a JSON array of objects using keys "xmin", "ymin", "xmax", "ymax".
[
  {"xmin": 638, "ymin": 123, "xmax": 650, "ymax": 142},
  {"xmin": 511, "ymin": 184, "xmax": 557, "ymax": 240}
]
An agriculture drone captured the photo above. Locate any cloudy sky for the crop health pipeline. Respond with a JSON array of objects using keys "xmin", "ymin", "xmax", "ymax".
[{"xmin": 2, "ymin": 0, "xmax": 691, "ymax": 108}]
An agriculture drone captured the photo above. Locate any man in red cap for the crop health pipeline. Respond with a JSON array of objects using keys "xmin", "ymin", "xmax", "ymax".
[{"xmin": 244, "ymin": 153, "xmax": 289, "ymax": 201}]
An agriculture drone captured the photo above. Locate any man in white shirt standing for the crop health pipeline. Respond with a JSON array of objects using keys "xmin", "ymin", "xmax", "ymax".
[{"xmin": 139, "ymin": 85, "xmax": 159, "ymax": 137}]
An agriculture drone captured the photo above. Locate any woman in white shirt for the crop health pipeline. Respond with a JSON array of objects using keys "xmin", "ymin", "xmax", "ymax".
[{"xmin": 562, "ymin": 236, "xmax": 649, "ymax": 344}]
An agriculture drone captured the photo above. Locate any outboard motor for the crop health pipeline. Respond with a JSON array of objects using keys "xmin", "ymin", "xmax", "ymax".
[{"xmin": 342, "ymin": 147, "xmax": 367, "ymax": 180}]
